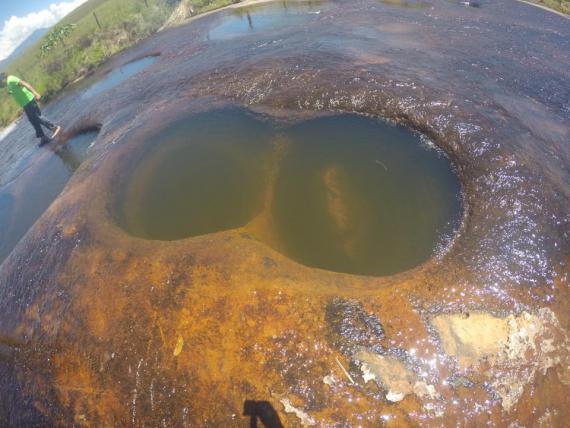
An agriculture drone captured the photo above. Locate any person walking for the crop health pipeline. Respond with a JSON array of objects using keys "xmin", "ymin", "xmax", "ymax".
[{"xmin": 0, "ymin": 72, "xmax": 61, "ymax": 145}]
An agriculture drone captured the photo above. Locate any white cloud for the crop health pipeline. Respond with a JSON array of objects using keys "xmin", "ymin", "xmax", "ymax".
[{"xmin": 0, "ymin": 0, "xmax": 88, "ymax": 61}]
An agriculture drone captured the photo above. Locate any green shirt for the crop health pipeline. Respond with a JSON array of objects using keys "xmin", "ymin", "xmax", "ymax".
[{"xmin": 6, "ymin": 75, "xmax": 35, "ymax": 108}]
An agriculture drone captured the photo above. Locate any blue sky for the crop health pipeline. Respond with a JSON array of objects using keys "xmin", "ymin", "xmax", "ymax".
[
  {"xmin": 0, "ymin": 0, "xmax": 87, "ymax": 61},
  {"xmin": 0, "ymin": 1, "xmax": 57, "ymax": 25}
]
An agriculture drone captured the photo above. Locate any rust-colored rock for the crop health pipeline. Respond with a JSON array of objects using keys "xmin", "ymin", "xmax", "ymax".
[{"xmin": 0, "ymin": 0, "xmax": 569, "ymax": 426}]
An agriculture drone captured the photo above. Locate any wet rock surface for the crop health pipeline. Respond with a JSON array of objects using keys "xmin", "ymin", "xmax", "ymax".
[
  {"xmin": 0, "ymin": 0, "xmax": 569, "ymax": 426},
  {"xmin": 325, "ymin": 297, "xmax": 384, "ymax": 355},
  {"xmin": 432, "ymin": 308, "xmax": 570, "ymax": 411},
  {"xmin": 355, "ymin": 347, "xmax": 439, "ymax": 403}
]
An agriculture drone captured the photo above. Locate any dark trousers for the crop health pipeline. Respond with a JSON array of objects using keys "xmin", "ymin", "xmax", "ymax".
[{"xmin": 23, "ymin": 100, "xmax": 55, "ymax": 138}]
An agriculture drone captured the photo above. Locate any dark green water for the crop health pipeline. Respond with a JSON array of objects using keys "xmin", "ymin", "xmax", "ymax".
[
  {"xmin": 116, "ymin": 109, "xmax": 462, "ymax": 276},
  {"xmin": 273, "ymin": 115, "xmax": 462, "ymax": 276},
  {"xmin": 116, "ymin": 110, "xmax": 273, "ymax": 240},
  {"xmin": 0, "ymin": 130, "xmax": 99, "ymax": 264}
]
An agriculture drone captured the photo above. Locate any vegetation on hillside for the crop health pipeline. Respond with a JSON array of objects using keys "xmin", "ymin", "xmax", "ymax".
[
  {"xmin": 40, "ymin": 24, "xmax": 77, "ymax": 56},
  {"xmin": 1, "ymin": 0, "xmax": 567, "ymax": 127},
  {"xmin": 192, "ymin": 0, "xmax": 240, "ymax": 13},
  {"xmin": 531, "ymin": 0, "xmax": 570, "ymax": 15},
  {"xmin": 0, "ymin": 0, "xmax": 239, "ymax": 127}
]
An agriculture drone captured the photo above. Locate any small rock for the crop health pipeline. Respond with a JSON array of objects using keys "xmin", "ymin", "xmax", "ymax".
[
  {"xmin": 280, "ymin": 397, "xmax": 316, "ymax": 426},
  {"xmin": 323, "ymin": 374, "xmax": 335, "ymax": 386},
  {"xmin": 355, "ymin": 347, "xmax": 438, "ymax": 402}
]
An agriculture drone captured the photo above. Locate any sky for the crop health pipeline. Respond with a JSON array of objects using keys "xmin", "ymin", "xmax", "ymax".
[{"xmin": 0, "ymin": 0, "xmax": 88, "ymax": 61}]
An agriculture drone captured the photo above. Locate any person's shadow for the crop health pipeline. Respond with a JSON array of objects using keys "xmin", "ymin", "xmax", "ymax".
[{"xmin": 243, "ymin": 400, "xmax": 284, "ymax": 428}]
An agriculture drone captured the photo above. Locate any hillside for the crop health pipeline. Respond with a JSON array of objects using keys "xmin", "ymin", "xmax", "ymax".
[
  {"xmin": 0, "ymin": 0, "xmax": 247, "ymax": 127},
  {"xmin": 0, "ymin": 28, "xmax": 49, "ymax": 72},
  {"xmin": 533, "ymin": 0, "xmax": 570, "ymax": 14},
  {"xmin": 0, "ymin": 0, "xmax": 176, "ymax": 127},
  {"xmin": 2, "ymin": 0, "xmax": 564, "ymax": 128}
]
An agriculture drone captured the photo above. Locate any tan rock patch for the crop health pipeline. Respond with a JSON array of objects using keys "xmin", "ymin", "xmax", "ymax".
[
  {"xmin": 432, "ymin": 308, "xmax": 570, "ymax": 411},
  {"xmin": 355, "ymin": 348, "xmax": 438, "ymax": 402},
  {"xmin": 280, "ymin": 397, "xmax": 316, "ymax": 426},
  {"xmin": 431, "ymin": 312, "xmax": 508, "ymax": 368}
]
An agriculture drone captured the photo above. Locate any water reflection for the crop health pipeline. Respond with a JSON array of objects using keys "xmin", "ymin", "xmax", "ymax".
[
  {"xmin": 0, "ymin": 131, "xmax": 98, "ymax": 264},
  {"xmin": 208, "ymin": 1, "xmax": 325, "ymax": 40},
  {"xmin": 81, "ymin": 56, "xmax": 158, "ymax": 99},
  {"xmin": 0, "ymin": 193, "xmax": 15, "ymax": 248}
]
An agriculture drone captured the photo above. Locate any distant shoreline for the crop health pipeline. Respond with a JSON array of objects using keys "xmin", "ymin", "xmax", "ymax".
[
  {"xmin": 161, "ymin": 0, "xmax": 291, "ymax": 30},
  {"xmin": 515, "ymin": 0, "xmax": 570, "ymax": 18}
]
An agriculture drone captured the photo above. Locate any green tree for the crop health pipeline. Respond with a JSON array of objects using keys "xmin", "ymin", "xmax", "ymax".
[{"xmin": 40, "ymin": 24, "xmax": 76, "ymax": 57}]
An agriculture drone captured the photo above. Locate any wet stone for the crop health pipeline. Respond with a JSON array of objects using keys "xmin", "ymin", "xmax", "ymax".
[
  {"xmin": 325, "ymin": 297, "xmax": 384, "ymax": 356},
  {"xmin": 208, "ymin": 1, "xmax": 324, "ymax": 40},
  {"xmin": 0, "ymin": 193, "xmax": 14, "ymax": 245},
  {"xmin": 263, "ymin": 257, "xmax": 277, "ymax": 268},
  {"xmin": 80, "ymin": 56, "xmax": 158, "ymax": 99},
  {"xmin": 0, "ymin": 0, "xmax": 568, "ymax": 424},
  {"xmin": 432, "ymin": 308, "xmax": 570, "ymax": 411},
  {"xmin": 355, "ymin": 347, "xmax": 439, "ymax": 403},
  {"xmin": 448, "ymin": 374, "xmax": 475, "ymax": 389},
  {"xmin": 0, "ymin": 130, "xmax": 99, "ymax": 264}
]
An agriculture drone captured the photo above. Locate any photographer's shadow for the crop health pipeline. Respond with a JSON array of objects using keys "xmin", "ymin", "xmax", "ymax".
[{"xmin": 243, "ymin": 400, "xmax": 284, "ymax": 428}]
